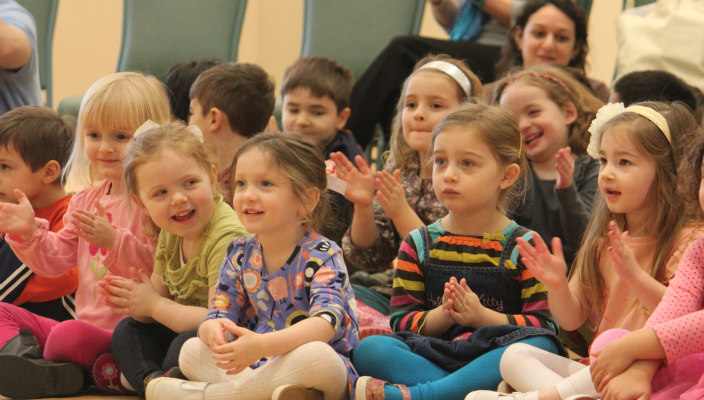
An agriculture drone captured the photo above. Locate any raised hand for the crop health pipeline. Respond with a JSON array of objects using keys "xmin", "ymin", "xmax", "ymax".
[
  {"xmin": 99, "ymin": 268, "xmax": 161, "ymax": 317},
  {"xmin": 606, "ymin": 221, "xmax": 640, "ymax": 280},
  {"xmin": 71, "ymin": 198, "xmax": 117, "ymax": 250},
  {"xmin": 555, "ymin": 146, "xmax": 575, "ymax": 190},
  {"xmin": 0, "ymin": 189, "xmax": 37, "ymax": 240},
  {"xmin": 329, "ymin": 152, "xmax": 376, "ymax": 206},
  {"xmin": 376, "ymin": 169, "xmax": 409, "ymax": 219},
  {"xmin": 516, "ymin": 233, "xmax": 568, "ymax": 289},
  {"xmin": 211, "ymin": 324, "xmax": 264, "ymax": 375},
  {"xmin": 446, "ymin": 277, "xmax": 487, "ymax": 328}
]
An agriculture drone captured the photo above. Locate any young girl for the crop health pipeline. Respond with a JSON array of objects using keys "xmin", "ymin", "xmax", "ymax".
[
  {"xmin": 352, "ymin": 103, "xmax": 565, "ymax": 400},
  {"xmin": 466, "ymin": 101, "xmax": 703, "ymax": 400},
  {"xmin": 145, "ymin": 133, "xmax": 359, "ymax": 400},
  {"xmin": 97, "ymin": 122, "xmax": 249, "ymax": 396},
  {"xmin": 588, "ymin": 132, "xmax": 704, "ymax": 400},
  {"xmin": 331, "ymin": 54, "xmax": 482, "ymax": 323},
  {"xmin": 497, "ymin": 64, "xmax": 604, "ymax": 269},
  {"xmin": 0, "ymin": 72, "xmax": 171, "ymax": 399}
]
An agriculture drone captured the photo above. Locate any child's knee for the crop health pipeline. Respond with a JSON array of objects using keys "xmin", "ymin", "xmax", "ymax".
[
  {"xmin": 178, "ymin": 337, "xmax": 211, "ymax": 378},
  {"xmin": 499, "ymin": 342, "xmax": 543, "ymax": 376}
]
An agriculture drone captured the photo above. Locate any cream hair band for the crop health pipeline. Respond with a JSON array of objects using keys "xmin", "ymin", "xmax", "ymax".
[
  {"xmin": 418, "ymin": 60, "xmax": 471, "ymax": 96},
  {"xmin": 623, "ymin": 105, "xmax": 671, "ymax": 144}
]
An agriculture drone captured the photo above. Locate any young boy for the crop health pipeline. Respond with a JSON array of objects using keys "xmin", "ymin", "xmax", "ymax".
[
  {"xmin": 281, "ymin": 56, "xmax": 365, "ymax": 245},
  {"xmin": 0, "ymin": 106, "xmax": 76, "ymax": 323},
  {"xmin": 188, "ymin": 62, "xmax": 275, "ymax": 203}
]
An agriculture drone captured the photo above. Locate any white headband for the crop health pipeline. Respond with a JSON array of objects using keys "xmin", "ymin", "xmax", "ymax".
[
  {"xmin": 623, "ymin": 105, "xmax": 671, "ymax": 144},
  {"xmin": 418, "ymin": 60, "xmax": 471, "ymax": 96}
]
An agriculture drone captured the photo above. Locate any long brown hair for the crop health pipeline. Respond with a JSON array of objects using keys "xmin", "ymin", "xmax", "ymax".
[{"xmin": 571, "ymin": 101, "xmax": 699, "ymax": 316}]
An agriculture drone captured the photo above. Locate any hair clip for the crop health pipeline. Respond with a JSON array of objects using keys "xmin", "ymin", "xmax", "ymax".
[
  {"xmin": 134, "ymin": 119, "xmax": 160, "ymax": 138},
  {"xmin": 186, "ymin": 125, "xmax": 205, "ymax": 143}
]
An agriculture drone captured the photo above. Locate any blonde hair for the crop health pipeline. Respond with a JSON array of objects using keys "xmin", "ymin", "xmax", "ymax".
[
  {"xmin": 432, "ymin": 102, "xmax": 528, "ymax": 213},
  {"xmin": 63, "ymin": 72, "xmax": 171, "ymax": 191},
  {"xmin": 230, "ymin": 132, "xmax": 330, "ymax": 232},
  {"xmin": 572, "ymin": 101, "xmax": 699, "ymax": 317},
  {"xmin": 494, "ymin": 64, "xmax": 604, "ymax": 156},
  {"xmin": 123, "ymin": 122, "xmax": 217, "ymax": 238},
  {"xmin": 388, "ymin": 54, "xmax": 483, "ymax": 172}
]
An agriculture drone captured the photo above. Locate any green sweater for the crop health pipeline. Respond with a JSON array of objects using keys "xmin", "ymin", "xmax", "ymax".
[{"xmin": 153, "ymin": 196, "xmax": 249, "ymax": 308}]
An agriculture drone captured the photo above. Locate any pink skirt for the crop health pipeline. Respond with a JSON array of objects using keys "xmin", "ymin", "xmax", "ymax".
[{"xmin": 651, "ymin": 352, "xmax": 704, "ymax": 400}]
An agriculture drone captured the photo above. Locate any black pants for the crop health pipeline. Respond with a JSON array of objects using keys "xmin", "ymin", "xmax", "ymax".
[
  {"xmin": 346, "ymin": 35, "xmax": 502, "ymax": 149},
  {"xmin": 111, "ymin": 317, "xmax": 197, "ymax": 395}
]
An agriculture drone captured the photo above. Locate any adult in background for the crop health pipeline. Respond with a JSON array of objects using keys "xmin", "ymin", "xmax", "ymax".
[{"xmin": 0, "ymin": 0, "xmax": 42, "ymax": 115}]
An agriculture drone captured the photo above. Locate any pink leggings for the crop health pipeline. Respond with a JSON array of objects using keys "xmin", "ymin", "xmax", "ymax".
[{"xmin": 0, "ymin": 302, "xmax": 111, "ymax": 370}]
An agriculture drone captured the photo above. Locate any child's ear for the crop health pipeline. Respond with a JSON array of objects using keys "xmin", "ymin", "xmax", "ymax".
[
  {"xmin": 499, "ymin": 163, "xmax": 521, "ymax": 190},
  {"xmin": 300, "ymin": 187, "xmax": 320, "ymax": 217},
  {"xmin": 562, "ymin": 101, "xmax": 578, "ymax": 126},
  {"xmin": 336, "ymin": 107, "xmax": 351, "ymax": 131},
  {"xmin": 209, "ymin": 107, "xmax": 224, "ymax": 132},
  {"xmin": 40, "ymin": 160, "xmax": 61, "ymax": 184}
]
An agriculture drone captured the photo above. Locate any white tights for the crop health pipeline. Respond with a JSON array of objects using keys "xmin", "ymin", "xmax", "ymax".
[
  {"xmin": 178, "ymin": 337, "xmax": 349, "ymax": 400},
  {"xmin": 499, "ymin": 343, "xmax": 599, "ymax": 398}
]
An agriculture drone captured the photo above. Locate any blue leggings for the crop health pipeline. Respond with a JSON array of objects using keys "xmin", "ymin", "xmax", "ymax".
[{"xmin": 353, "ymin": 334, "xmax": 559, "ymax": 400}]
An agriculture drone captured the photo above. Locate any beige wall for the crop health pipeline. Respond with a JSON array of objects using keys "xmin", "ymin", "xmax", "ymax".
[{"xmin": 50, "ymin": 0, "xmax": 619, "ymax": 109}]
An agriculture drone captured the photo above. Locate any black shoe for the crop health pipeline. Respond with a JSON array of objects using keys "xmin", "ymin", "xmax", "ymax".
[
  {"xmin": 0, "ymin": 355, "xmax": 83, "ymax": 399},
  {"xmin": 0, "ymin": 329, "xmax": 42, "ymax": 359}
]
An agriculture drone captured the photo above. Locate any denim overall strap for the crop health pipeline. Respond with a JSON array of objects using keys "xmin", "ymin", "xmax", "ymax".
[
  {"xmin": 419, "ymin": 225, "xmax": 431, "ymax": 272},
  {"xmin": 498, "ymin": 225, "xmax": 530, "ymax": 270}
]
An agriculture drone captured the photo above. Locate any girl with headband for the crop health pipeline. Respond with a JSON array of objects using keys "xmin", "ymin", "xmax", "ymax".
[
  {"xmin": 353, "ymin": 102, "xmax": 565, "ymax": 400},
  {"xmin": 330, "ymin": 55, "xmax": 481, "ymax": 336},
  {"xmin": 467, "ymin": 101, "xmax": 704, "ymax": 400}
]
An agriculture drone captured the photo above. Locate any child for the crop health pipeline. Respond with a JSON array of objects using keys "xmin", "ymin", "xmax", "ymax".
[
  {"xmin": 331, "ymin": 54, "xmax": 482, "ymax": 319},
  {"xmin": 590, "ymin": 133, "xmax": 704, "ymax": 400},
  {"xmin": 99, "ymin": 122, "xmax": 249, "ymax": 396},
  {"xmin": 145, "ymin": 133, "xmax": 359, "ymax": 400},
  {"xmin": 0, "ymin": 106, "xmax": 76, "ymax": 322},
  {"xmin": 165, "ymin": 58, "xmax": 220, "ymax": 122},
  {"xmin": 353, "ymin": 103, "xmax": 564, "ymax": 400},
  {"xmin": 188, "ymin": 62, "xmax": 275, "ymax": 203},
  {"xmin": 0, "ymin": 71, "xmax": 171, "ymax": 399},
  {"xmin": 496, "ymin": 64, "xmax": 604, "ymax": 268},
  {"xmin": 466, "ymin": 101, "xmax": 703, "ymax": 400},
  {"xmin": 281, "ymin": 56, "xmax": 364, "ymax": 245}
]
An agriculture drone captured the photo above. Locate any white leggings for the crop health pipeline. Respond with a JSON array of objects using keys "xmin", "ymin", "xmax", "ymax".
[
  {"xmin": 178, "ymin": 337, "xmax": 349, "ymax": 400},
  {"xmin": 499, "ymin": 343, "xmax": 599, "ymax": 398}
]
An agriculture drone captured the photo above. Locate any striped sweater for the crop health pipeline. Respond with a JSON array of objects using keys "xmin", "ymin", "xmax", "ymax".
[{"xmin": 390, "ymin": 220, "xmax": 556, "ymax": 338}]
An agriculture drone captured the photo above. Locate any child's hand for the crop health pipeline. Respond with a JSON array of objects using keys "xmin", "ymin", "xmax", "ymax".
[
  {"xmin": 591, "ymin": 339, "xmax": 638, "ymax": 392},
  {"xmin": 599, "ymin": 364, "xmax": 652, "ymax": 400},
  {"xmin": 71, "ymin": 198, "xmax": 117, "ymax": 250},
  {"xmin": 442, "ymin": 279, "xmax": 457, "ymax": 323},
  {"xmin": 198, "ymin": 318, "xmax": 233, "ymax": 349},
  {"xmin": 99, "ymin": 268, "xmax": 162, "ymax": 318},
  {"xmin": 555, "ymin": 147, "xmax": 575, "ymax": 190},
  {"xmin": 606, "ymin": 221, "xmax": 641, "ymax": 280},
  {"xmin": 0, "ymin": 189, "xmax": 37, "ymax": 240},
  {"xmin": 212, "ymin": 324, "xmax": 265, "ymax": 375},
  {"xmin": 516, "ymin": 234, "xmax": 568, "ymax": 289},
  {"xmin": 376, "ymin": 169, "xmax": 409, "ymax": 219},
  {"xmin": 447, "ymin": 277, "xmax": 488, "ymax": 328},
  {"xmin": 329, "ymin": 152, "xmax": 376, "ymax": 206}
]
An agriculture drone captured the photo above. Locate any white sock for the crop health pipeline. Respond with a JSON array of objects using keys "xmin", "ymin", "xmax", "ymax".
[{"xmin": 119, "ymin": 373, "xmax": 135, "ymax": 392}]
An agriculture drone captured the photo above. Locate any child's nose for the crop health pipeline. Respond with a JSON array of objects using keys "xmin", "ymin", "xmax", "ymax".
[
  {"xmin": 413, "ymin": 107, "xmax": 426, "ymax": 121},
  {"xmin": 171, "ymin": 191, "xmax": 187, "ymax": 204},
  {"xmin": 443, "ymin": 164, "xmax": 458, "ymax": 181}
]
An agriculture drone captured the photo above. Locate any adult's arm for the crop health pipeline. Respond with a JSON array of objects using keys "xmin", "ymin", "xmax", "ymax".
[
  {"xmin": 0, "ymin": 18, "xmax": 31, "ymax": 70},
  {"xmin": 431, "ymin": 0, "xmax": 514, "ymax": 30}
]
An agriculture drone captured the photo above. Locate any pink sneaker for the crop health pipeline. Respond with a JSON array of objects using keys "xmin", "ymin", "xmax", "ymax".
[{"xmin": 355, "ymin": 376, "xmax": 411, "ymax": 400}]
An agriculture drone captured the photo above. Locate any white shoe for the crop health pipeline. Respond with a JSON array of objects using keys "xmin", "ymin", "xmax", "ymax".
[
  {"xmin": 271, "ymin": 384, "xmax": 324, "ymax": 400},
  {"xmin": 465, "ymin": 391, "xmax": 537, "ymax": 400},
  {"xmin": 145, "ymin": 377, "xmax": 208, "ymax": 400}
]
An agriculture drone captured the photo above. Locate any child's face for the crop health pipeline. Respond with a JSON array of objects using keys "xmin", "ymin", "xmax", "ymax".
[
  {"xmin": 402, "ymin": 71, "xmax": 462, "ymax": 155},
  {"xmin": 134, "ymin": 149, "xmax": 216, "ymax": 244},
  {"xmin": 597, "ymin": 127, "xmax": 657, "ymax": 226},
  {"xmin": 84, "ymin": 126, "xmax": 134, "ymax": 181},
  {"xmin": 432, "ymin": 128, "xmax": 513, "ymax": 216},
  {"xmin": 232, "ymin": 148, "xmax": 306, "ymax": 238},
  {"xmin": 515, "ymin": 4, "xmax": 578, "ymax": 69},
  {"xmin": 0, "ymin": 145, "xmax": 48, "ymax": 206},
  {"xmin": 500, "ymin": 82, "xmax": 576, "ymax": 164},
  {"xmin": 188, "ymin": 98, "xmax": 211, "ymax": 139},
  {"xmin": 282, "ymin": 87, "xmax": 349, "ymax": 147}
]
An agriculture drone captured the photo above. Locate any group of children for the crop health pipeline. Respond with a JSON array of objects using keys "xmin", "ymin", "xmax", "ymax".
[{"xmin": 0, "ymin": 4, "xmax": 702, "ymax": 400}]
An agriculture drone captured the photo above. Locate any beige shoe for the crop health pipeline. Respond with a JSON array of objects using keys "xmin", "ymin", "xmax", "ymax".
[
  {"xmin": 145, "ymin": 377, "xmax": 208, "ymax": 400},
  {"xmin": 271, "ymin": 384, "xmax": 324, "ymax": 400}
]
